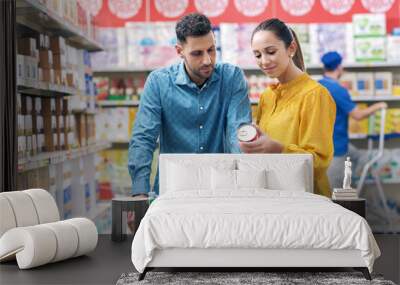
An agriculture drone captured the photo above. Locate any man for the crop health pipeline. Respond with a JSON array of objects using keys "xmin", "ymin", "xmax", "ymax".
[
  {"xmin": 128, "ymin": 13, "xmax": 251, "ymax": 196},
  {"xmin": 318, "ymin": 51, "xmax": 387, "ymax": 189}
]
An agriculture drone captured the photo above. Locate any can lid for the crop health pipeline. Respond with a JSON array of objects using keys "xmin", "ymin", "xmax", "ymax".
[{"xmin": 237, "ymin": 124, "xmax": 257, "ymax": 142}]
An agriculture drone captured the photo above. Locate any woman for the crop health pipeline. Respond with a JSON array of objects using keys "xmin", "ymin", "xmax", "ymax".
[{"xmin": 240, "ymin": 18, "xmax": 336, "ymax": 197}]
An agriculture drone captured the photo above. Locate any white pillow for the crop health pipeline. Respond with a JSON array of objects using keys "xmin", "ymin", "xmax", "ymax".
[
  {"xmin": 166, "ymin": 160, "xmax": 236, "ymax": 192},
  {"xmin": 266, "ymin": 164, "xmax": 306, "ymax": 191},
  {"xmin": 211, "ymin": 168, "xmax": 236, "ymax": 190},
  {"xmin": 236, "ymin": 169, "xmax": 267, "ymax": 189},
  {"xmin": 238, "ymin": 159, "xmax": 307, "ymax": 191},
  {"xmin": 167, "ymin": 162, "xmax": 210, "ymax": 191}
]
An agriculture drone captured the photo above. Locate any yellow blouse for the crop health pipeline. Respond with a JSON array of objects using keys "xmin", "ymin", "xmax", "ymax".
[{"xmin": 257, "ymin": 73, "xmax": 336, "ymax": 197}]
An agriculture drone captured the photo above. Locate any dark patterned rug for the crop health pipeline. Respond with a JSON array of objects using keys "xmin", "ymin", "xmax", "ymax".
[{"xmin": 116, "ymin": 271, "xmax": 396, "ymax": 285}]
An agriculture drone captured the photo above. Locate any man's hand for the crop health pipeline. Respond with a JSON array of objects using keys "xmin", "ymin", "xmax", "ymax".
[
  {"xmin": 374, "ymin": 102, "xmax": 388, "ymax": 110},
  {"xmin": 239, "ymin": 127, "xmax": 283, "ymax": 153}
]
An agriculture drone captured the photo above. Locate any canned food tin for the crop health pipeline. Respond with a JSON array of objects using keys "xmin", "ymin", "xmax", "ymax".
[{"xmin": 237, "ymin": 124, "xmax": 259, "ymax": 142}]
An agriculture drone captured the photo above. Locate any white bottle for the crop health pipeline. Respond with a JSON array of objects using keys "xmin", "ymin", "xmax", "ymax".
[{"xmin": 343, "ymin": 157, "xmax": 352, "ymax": 190}]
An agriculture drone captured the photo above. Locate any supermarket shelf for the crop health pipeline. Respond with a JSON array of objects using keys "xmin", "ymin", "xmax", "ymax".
[
  {"xmin": 93, "ymin": 61, "xmax": 400, "ymax": 74},
  {"xmin": 72, "ymin": 109, "xmax": 97, "ymax": 115},
  {"xmin": 352, "ymin": 96, "xmax": 400, "ymax": 102},
  {"xmin": 18, "ymin": 141, "xmax": 111, "ymax": 172},
  {"xmin": 93, "ymin": 67, "xmax": 151, "ymax": 73},
  {"xmin": 97, "ymin": 100, "xmax": 140, "ymax": 107},
  {"xmin": 306, "ymin": 62, "xmax": 400, "ymax": 69},
  {"xmin": 16, "ymin": 0, "xmax": 103, "ymax": 52},
  {"xmin": 250, "ymin": 96, "xmax": 400, "ymax": 105},
  {"xmin": 349, "ymin": 134, "xmax": 368, "ymax": 140},
  {"xmin": 91, "ymin": 202, "xmax": 111, "ymax": 220},
  {"xmin": 18, "ymin": 83, "xmax": 77, "ymax": 97},
  {"xmin": 350, "ymin": 133, "xmax": 400, "ymax": 140}
]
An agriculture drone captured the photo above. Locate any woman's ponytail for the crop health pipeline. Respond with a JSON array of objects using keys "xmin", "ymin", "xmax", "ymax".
[{"xmin": 289, "ymin": 28, "xmax": 305, "ymax": 71}]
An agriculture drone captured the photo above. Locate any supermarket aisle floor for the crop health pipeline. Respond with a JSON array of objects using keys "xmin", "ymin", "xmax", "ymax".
[
  {"xmin": 0, "ymin": 234, "xmax": 399, "ymax": 284},
  {"xmin": 0, "ymin": 235, "xmax": 133, "ymax": 285}
]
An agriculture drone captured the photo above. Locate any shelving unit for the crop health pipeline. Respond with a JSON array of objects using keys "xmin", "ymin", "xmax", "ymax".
[
  {"xmin": 18, "ymin": 142, "xmax": 111, "ymax": 172},
  {"xmin": 97, "ymin": 100, "xmax": 140, "ymax": 107},
  {"xmin": 92, "ymin": 61, "xmax": 400, "ymax": 74},
  {"xmin": 16, "ymin": 0, "xmax": 103, "ymax": 52},
  {"xmin": 17, "ymin": 84, "xmax": 78, "ymax": 97}
]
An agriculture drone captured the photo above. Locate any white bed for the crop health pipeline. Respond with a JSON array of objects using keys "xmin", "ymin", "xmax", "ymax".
[{"xmin": 131, "ymin": 154, "xmax": 380, "ymax": 280}]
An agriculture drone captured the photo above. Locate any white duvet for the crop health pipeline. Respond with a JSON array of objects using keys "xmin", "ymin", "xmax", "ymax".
[{"xmin": 131, "ymin": 190, "xmax": 380, "ymax": 273}]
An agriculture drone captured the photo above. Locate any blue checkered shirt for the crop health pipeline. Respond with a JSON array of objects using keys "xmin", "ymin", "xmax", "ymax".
[{"xmin": 128, "ymin": 62, "xmax": 251, "ymax": 195}]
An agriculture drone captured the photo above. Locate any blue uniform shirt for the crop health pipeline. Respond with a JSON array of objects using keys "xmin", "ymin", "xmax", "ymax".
[
  {"xmin": 319, "ymin": 76, "xmax": 356, "ymax": 156},
  {"xmin": 128, "ymin": 62, "xmax": 252, "ymax": 195}
]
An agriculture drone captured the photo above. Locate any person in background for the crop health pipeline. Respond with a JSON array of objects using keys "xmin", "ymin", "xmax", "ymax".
[
  {"xmin": 318, "ymin": 51, "xmax": 387, "ymax": 189},
  {"xmin": 240, "ymin": 18, "xmax": 336, "ymax": 197},
  {"xmin": 128, "ymin": 13, "xmax": 252, "ymax": 196}
]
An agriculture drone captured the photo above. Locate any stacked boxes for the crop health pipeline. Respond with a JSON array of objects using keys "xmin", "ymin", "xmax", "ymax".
[
  {"xmin": 339, "ymin": 72, "xmax": 393, "ymax": 97},
  {"xmin": 17, "ymin": 38, "xmax": 39, "ymax": 87},
  {"xmin": 353, "ymin": 14, "xmax": 386, "ymax": 62}
]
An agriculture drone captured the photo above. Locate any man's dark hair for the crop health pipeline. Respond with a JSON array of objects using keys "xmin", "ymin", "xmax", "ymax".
[{"xmin": 176, "ymin": 13, "xmax": 212, "ymax": 43}]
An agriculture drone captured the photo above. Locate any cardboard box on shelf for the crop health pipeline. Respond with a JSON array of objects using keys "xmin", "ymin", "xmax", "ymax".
[
  {"xmin": 62, "ymin": 98, "xmax": 70, "ymax": 114},
  {"xmin": 75, "ymin": 113, "xmax": 87, "ymax": 147},
  {"xmin": 54, "ymin": 69, "xmax": 62, "ymax": 85},
  {"xmin": 66, "ymin": 72, "xmax": 74, "ymax": 87},
  {"xmin": 37, "ymin": 133, "xmax": 45, "ymax": 153},
  {"xmin": 36, "ymin": 115, "xmax": 44, "ymax": 134},
  {"xmin": 24, "ymin": 115, "xmax": 33, "ymax": 136},
  {"xmin": 55, "ymin": 97, "xmax": 62, "ymax": 115},
  {"xmin": 31, "ymin": 134, "xmax": 38, "ymax": 156},
  {"xmin": 53, "ymin": 53, "xmax": 66, "ymax": 69},
  {"xmin": 50, "ymin": 36, "xmax": 66, "ymax": 55},
  {"xmin": 41, "ymin": 98, "xmax": 55, "ymax": 115},
  {"xmin": 43, "ymin": 114, "xmax": 54, "ymax": 152},
  {"xmin": 374, "ymin": 72, "xmax": 393, "ymax": 96},
  {"xmin": 39, "ymin": 49, "xmax": 53, "ymax": 69},
  {"xmin": 340, "ymin": 72, "xmax": 357, "ymax": 94},
  {"xmin": 40, "ymin": 68, "xmax": 53, "ymax": 83},
  {"xmin": 356, "ymin": 72, "xmax": 374, "ymax": 96},
  {"xmin": 17, "ymin": 38, "xmax": 37, "ymax": 57}
]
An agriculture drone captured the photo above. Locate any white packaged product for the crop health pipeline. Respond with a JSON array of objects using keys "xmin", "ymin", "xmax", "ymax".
[
  {"xmin": 36, "ymin": 116, "xmax": 43, "ymax": 132},
  {"xmin": 354, "ymin": 37, "xmax": 386, "ymax": 62},
  {"xmin": 24, "ymin": 115, "xmax": 32, "ymax": 135},
  {"xmin": 26, "ymin": 96, "xmax": 32, "ymax": 114},
  {"xmin": 387, "ymin": 36, "xmax": 400, "ymax": 61},
  {"xmin": 353, "ymin": 13, "xmax": 386, "ymax": 36}
]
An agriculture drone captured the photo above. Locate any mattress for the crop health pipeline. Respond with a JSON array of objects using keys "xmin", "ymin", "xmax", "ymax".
[{"xmin": 131, "ymin": 190, "xmax": 380, "ymax": 273}]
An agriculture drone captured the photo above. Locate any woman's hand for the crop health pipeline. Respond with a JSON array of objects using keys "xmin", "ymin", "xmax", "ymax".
[{"xmin": 239, "ymin": 128, "xmax": 283, "ymax": 153}]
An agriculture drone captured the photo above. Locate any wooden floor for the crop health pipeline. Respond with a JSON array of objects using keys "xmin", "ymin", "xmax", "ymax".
[{"xmin": 0, "ymin": 234, "xmax": 399, "ymax": 285}]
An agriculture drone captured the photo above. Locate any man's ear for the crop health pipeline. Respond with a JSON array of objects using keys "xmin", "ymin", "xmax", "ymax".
[{"xmin": 175, "ymin": 43, "xmax": 184, "ymax": 59}]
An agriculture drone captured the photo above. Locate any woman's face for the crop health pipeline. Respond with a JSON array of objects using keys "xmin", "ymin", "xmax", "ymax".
[{"xmin": 251, "ymin": 30, "xmax": 294, "ymax": 78}]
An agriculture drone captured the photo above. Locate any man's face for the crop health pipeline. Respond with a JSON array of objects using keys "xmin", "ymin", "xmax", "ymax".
[{"xmin": 176, "ymin": 32, "xmax": 216, "ymax": 85}]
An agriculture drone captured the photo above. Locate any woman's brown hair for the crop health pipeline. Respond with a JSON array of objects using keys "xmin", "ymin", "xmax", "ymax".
[{"xmin": 251, "ymin": 18, "xmax": 305, "ymax": 71}]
